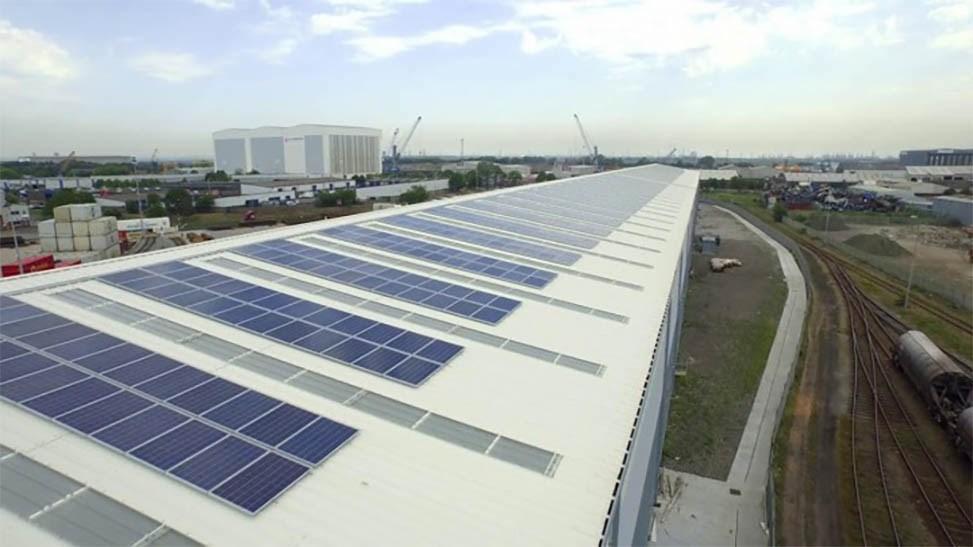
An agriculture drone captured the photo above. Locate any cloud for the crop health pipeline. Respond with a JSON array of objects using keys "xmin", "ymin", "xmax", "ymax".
[
  {"xmin": 310, "ymin": 0, "xmax": 427, "ymax": 35},
  {"xmin": 931, "ymin": 27, "xmax": 973, "ymax": 49},
  {"xmin": 926, "ymin": 0, "xmax": 973, "ymax": 51},
  {"xmin": 130, "ymin": 52, "xmax": 211, "ymax": 82},
  {"xmin": 348, "ymin": 23, "xmax": 501, "ymax": 60},
  {"xmin": 260, "ymin": 37, "xmax": 300, "ymax": 62},
  {"xmin": 192, "ymin": 0, "xmax": 235, "ymax": 10},
  {"xmin": 509, "ymin": 0, "xmax": 899, "ymax": 76},
  {"xmin": 0, "ymin": 19, "xmax": 77, "ymax": 80}
]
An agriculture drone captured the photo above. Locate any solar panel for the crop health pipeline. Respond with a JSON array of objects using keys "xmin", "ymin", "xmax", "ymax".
[
  {"xmin": 458, "ymin": 200, "xmax": 615, "ymax": 237},
  {"xmin": 491, "ymin": 194, "xmax": 626, "ymax": 226},
  {"xmin": 378, "ymin": 215, "xmax": 583, "ymax": 265},
  {"xmin": 0, "ymin": 301, "xmax": 357, "ymax": 514},
  {"xmin": 234, "ymin": 240, "xmax": 520, "ymax": 325},
  {"xmin": 100, "ymin": 261, "xmax": 461, "ymax": 386},
  {"xmin": 422, "ymin": 207, "xmax": 600, "ymax": 249},
  {"xmin": 320, "ymin": 225, "xmax": 558, "ymax": 288}
]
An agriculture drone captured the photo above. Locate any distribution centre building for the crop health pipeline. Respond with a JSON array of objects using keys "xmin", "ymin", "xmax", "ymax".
[
  {"xmin": 0, "ymin": 164, "xmax": 698, "ymax": 546},
  {"xmin": 213, "ymin": 125, "xmax": 382, "ymax": 177}
]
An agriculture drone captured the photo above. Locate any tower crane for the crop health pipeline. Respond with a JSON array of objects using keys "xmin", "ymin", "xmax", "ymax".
[
  {"xmin": 573, "ymin": 113, "xmax": 599, "ymax": 169},
  {"xmin": 392, "ymin": 116, "xmax": 422, "ymax": 173},
  {"xmin": 664, "ymin": 148, "xmax": 677, "ymax": 160}
]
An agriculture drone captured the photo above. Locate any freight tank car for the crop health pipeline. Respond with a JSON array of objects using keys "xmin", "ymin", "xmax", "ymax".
[
  {"xmin": 895, "ymin": 331, "xmax": 973, "ymax": 428},
  {"xmin": 959, "ymin": 406, "xmax": 973, "ymax": 459}
]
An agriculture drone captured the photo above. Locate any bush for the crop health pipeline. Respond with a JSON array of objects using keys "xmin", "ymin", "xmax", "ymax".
[
  {"xmin": 195, "ymin": 195, "xmax": 215, "ymax": 213},
  {"xmin": 772, "ymin": 202, "xmax": 787, "ymax": 222},
  {"xmin": 43, "ymin": 189, "xmax": 96, "ymax": 217},
  {"xmin": 316, "ymin": 189, "xmax": 357, "ymax": 207},
  {"xmin": 399, "ymin": 185, "xmax": 429, "ymax": 205},
  {"xmin": 792, "ymin": 213, "xmax": 808, "ymax": 223},
  {"xmin": 205, "ymin": 170, "xmax": 230, "ymax": 182}
]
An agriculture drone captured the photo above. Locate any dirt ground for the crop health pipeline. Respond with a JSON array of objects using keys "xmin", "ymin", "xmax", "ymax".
[
  {"xmin": 777, "ymin": 251, "xmax": 849, "ymax": 546},
  {"xmin": 663, "ymin": 205, "xmax": 787, "ymax": 480}
]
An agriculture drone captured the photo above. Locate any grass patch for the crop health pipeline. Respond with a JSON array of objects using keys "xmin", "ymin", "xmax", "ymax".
[
  {"xmin": 843, "ymin": 234, "xmax": 911, "ymax": 257},
  {"xmin": 663, "ymin": 267, "xmax": 788, "ymax": 479},
  {"xmin": 804, "ymin": 213, "xmax": 849, "ymax": 232}
]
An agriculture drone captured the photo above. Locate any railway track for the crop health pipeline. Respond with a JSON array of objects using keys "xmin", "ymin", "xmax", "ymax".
[{"xmin": 822, "ymin": 254, "xmax": 972, "ymax": 546}]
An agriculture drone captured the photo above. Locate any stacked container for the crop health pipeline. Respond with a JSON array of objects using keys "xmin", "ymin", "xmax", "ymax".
[{"xmin": 39, "ymin": 204, "xmax": 121, "ymax": 259}]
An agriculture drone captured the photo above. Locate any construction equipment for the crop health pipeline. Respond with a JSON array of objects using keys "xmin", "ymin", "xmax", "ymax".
[
  {"xmin": 57, "ymin": 151, "xmax": 77, "ymax": 179},
  {"xmin": 573, "ymin": 114, "xmax": 598, "ymax": 169},
  {"xmin": 665, "ymin": 148, "xmax": 678, "ymax": 160},
  {"xmin": 391, "ymin": 116, "xmax": 422, "ymax": 173}
]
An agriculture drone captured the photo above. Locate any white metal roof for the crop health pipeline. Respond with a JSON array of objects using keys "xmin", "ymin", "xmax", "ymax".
[{"xmin": 0, "ymin": 164, "xmax": 699, "ymax": 546}]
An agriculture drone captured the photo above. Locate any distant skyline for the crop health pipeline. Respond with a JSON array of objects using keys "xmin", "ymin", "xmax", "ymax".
[{"xmin": 1, "ymin": 0, "xmax": 971, "ymax": 160}]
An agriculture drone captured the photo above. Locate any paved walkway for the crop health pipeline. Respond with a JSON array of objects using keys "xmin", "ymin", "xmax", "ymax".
[{"xmin": 653, "ymin": 206, "xmax": 807, "ymax": 546}]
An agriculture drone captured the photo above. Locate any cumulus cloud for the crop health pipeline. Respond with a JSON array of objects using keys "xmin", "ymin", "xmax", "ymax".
[
  {"xmin": 927, "ymin": 0, "xmax": 973, "ymax": 51},
  {"xmin": 507, "ymin": 0, "xmax": 899, "ymax": 76},
  {"xmin": 0, "ymin": 19, "xmax": 77, "ymax": 80},
  {"xmin": 130, "ymin": 52, "xmax": 211, "ymax": 82},
  {"xmin": 192, "ymin": 0, "xmax": 235, "ymax": 10}
]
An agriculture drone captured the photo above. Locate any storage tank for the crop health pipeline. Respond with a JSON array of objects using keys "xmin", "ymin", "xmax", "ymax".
[{"xmin": 896, "ymin": 331, "xmax": 973, "ymax": 422}]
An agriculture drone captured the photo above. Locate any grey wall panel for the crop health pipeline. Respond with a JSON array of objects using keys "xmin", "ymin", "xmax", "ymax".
[
  {"xmin": 214, "ymin": 139, "xmax": 246, "ymax": 174},
  {"xmin": 305, "ymin": 134, "xmax": 325, "ymax": 175},
  {"xmin": 251, "ymin": 137, "xmax": 285, "ymax": 174}
]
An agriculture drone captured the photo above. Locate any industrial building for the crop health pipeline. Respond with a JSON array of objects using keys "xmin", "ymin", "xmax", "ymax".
[
  {"xmin": 899, "ymin": 148, "xmax": 973, "ymax": 167},
  {"xmin": 15, "ymin": 155, "xmax": 136, "ymax": 165},
  {"xmin": 213, "ymin": 125, "xmax": 382, "ymax": 177},
  {"xmin": 0, "ymin": 165, "xmax": 697, "ymax": 547}
]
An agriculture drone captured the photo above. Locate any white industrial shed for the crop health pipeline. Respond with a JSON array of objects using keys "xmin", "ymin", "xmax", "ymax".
[
  {"xmin": 0, "ymin": 164, "xmax": 698, "ymax": 547},
  {"xmin": 213, "ymin": 125, "xmax": 382, "ymax": 177}
]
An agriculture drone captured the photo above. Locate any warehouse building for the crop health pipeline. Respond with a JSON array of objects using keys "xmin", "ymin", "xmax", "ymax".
[
  {"xmin": 899, "ymin": 148, "xmax": 973, "ymax": 167},
  {"xmin": 0, "ymin": 165, "xmax": 698, "ymax": 547},
  {"xmin": 213, "ymin": 125, "xmax": 382, "ymax": 177}
]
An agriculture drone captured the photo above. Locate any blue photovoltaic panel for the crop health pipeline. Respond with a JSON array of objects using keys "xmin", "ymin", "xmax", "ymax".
[
  {"xmin": 378, "ymin": 215, "xmax": 583, "ymax": 265},
  {"xmin": 0, "ymin": 301, "xmax": 357, "ymax": 514},
  {"xmin": 321, "ymin": 225, "xmax": 558, "ymax": 289},
  {"xmin": 234, "ymin": 240, "xmax": 520, "ymax": 325},
  {"xmin": 460, "ymin": 199, "xmax": 616, "ymax": 236},
  {"xmin": 212, "ymin": 453, "xmax": 308, "ymax": 514},
  {"xmin": 423, "ymin": 206, "xmax": 600, "ymax": 249},
  {"xmin": 100, "ymin": 262, "xmax": 461, "ymax": 386},
  {"xmin": 491, "ymin": 194, "xmax": 626, "ymax": 227}
]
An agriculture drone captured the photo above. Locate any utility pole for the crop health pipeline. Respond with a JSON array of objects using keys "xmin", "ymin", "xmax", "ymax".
[{"xmin": 460, "ymin": 138, "xmax": 464, "ymax": 162}]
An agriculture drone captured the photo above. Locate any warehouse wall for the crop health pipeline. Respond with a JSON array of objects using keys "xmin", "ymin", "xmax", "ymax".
[
  {"xmin": 305, "ymin": 135, "xmax": 325, "ymax": 175},
  {"xmin": 214, "ymin": 139, "xmax": 247, "ymax": 174},
  {"xmin": 250, "ymin": 137, "xmax": 285, "ymax": 174}
]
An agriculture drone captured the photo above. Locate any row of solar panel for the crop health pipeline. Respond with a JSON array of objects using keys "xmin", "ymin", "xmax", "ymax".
[
  {"xmin": 320, "ymin": 225, "xmax": 559, "ymax": 288},
  {"xmin": 491, "ymin": 194, "xmax": 628, "ymax": 227},
  {"xmin": 233, "ymin": 240, "xmax": 520, "ymax": 325},
  {"xmin": 0, "ymin": 302, "xmax": 356, "ymax": 514},
  {"xmin": 378, "ymin": 215, "xmax": 583, "ymax": 266},
  {"xmin": 459, "ymin": 200, "xmax": 616, "ymax": 237},
  {"xmin": 422, "ymin": 207, "xmax": 600, "ymax": 249},
  {"xmin": 100, "ymin": 262, "xmax": 462, "ymax": 386}
]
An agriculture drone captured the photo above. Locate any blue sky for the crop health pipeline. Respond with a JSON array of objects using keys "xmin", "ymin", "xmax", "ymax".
[{"xmin": 0, "ymin": 0, "xmax": 970, "ymax": 159}]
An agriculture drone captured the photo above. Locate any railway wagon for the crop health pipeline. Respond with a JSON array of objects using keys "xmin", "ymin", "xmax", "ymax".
[
  {"xmin": 959, "ymin": 407, "xmax": 973, "ymax": 459},
  {"xmin": 895, "ymin": 331, "xmax": 973, "ymax": 426}
]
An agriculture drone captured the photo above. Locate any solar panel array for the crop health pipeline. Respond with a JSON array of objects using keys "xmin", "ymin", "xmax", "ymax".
[
  {"xmin": 0, "ymin": 300, "xmax": 356, "ymax": 514},
  {"xmin": 458, "ymin": 200, "xmax": 615, "ymax": 237},
  {"xmin": 491, "ymin": 195, "xmax": 627, "ymax": 228},
  {"xmin": 377, "ymin": 216, "xmax": 583, "ymax": 266},
  {"xmin": 100, "ymin": 262, "xmax": 462, "ymax": 386},
  {"xmin": 320, "ymin": 225, "xmax": 558, "ymax": 288},
  {"xmin": 233, "ymin": 240, "xmax": 520, "ymax": 325},
  {"xmin": 423, "ymin": 207, "xmax": 599, "ymax": 249}
]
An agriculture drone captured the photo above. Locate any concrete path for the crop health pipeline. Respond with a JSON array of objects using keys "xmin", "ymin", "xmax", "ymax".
[{"xmin": 653, "ymin": 206, "xmax": 807, "ymax": 546}]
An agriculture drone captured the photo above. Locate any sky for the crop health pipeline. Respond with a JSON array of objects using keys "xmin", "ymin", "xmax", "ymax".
[{"xmin": 0, "ymin": 0, "xmax": 971, "ymax": 160}]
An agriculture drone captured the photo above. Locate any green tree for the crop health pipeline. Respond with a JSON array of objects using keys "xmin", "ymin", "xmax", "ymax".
[
  {"xmin": 1, "ymin": 166, "xmax": 23, "ymax": 179},
  {"xmin": 447, "ymin": 171, "xmax": 466, "ymax": 192},
  {"xmin": 464, "ymin": 170, "xmax": 479, "ymax": 189},
  {"xmin": 697, "ymin": 155, "xmax": 716, "ymax": 169},
  {"xmin": 205, "ymin": 170, "xmax": 230, "ymax": 182},
  {"xmin": 195, "ymin": 194, "xmax": 215, "ymax": 213},
  {"xmin": 535, "ymin": 171, "xmax": 557, "ymax": 182},
  {"xmin": 164, "ymin": 188, "xmax": 195, "ymax": 217},
  {"xmin": 316, "ymin": 189, "xmax": 357, "ymax": 207},
  {"xmin": 146, "ymin": 204, "xmax": 167, "ymax": 218},
  {"xmin": 92, "ymin": 163, "xmax": 133, "ymax": 176},
  {"xmin": 43, "ymin": 189, "xmax": 96, "ymax": 217},
  {"xmin": 772, "ymin": 201, "xmax": 788, "ymax": 222},
  {"xmin": 399, "ymin": 185, "xmax": 429, "ymax": 205},
  {"xmin": 507, "ymin": 170, "xmax": 523, "ymax": 184},
  {"xmin": 4, "ymin": 190, "xmax": 20, "ymax": 204}
]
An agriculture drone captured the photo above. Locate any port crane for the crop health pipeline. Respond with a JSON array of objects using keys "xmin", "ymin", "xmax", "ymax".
[
  {"xmin": 573, "ymin": 113, "xmax": 599, "ymax": 169},
  {"xmin": 391, "ymin": 116, "xmax": 422, "ymax": 173}
]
